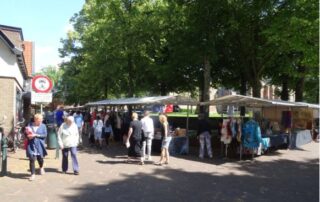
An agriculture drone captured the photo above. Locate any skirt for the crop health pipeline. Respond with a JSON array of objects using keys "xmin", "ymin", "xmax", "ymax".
[{"xmin": 128, "ymin": 137, "xmax": 142, "ymax": 157}]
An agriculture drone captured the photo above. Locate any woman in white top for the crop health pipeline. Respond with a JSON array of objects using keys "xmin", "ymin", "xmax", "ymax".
[
  {"xmin": 58, "ymin": 116, "xmax": 80, "ymax": 175},
  {"xmin": 93, "ymin": 115, "xmax": 104, "ymax": 149}
]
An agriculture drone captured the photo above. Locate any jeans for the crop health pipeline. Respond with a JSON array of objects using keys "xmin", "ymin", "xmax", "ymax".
[
  {"xmin": 142, "ymin": 132, "xmax": 153, "ymax": 158},
  {"xmin": 29, "ymin": 155, "xmax": 44, "ymax": 175},
  {"xmin": 199, "ymin": 131, "xmax": 213, "ymax": 158},
  {"xmin": 78, "ymin": 127, "xmax": 83, "ymax": 144},
  {"xmin": 62, "ymin": 147, "xmax": 79, "ymax": 173}
]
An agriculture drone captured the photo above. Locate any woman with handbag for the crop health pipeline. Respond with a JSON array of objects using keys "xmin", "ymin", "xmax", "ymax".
[{"xmin": 25, "ymin": 114, "xmax": 48, "ymax": 181}]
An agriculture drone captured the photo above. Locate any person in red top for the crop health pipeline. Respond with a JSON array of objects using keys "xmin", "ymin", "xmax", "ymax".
[{"xmin": 90, "ymin": 110, "xmax": 97, "ymax": 127}]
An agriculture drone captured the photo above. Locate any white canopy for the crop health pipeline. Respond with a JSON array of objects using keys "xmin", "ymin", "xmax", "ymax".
[
  {"xmin": 202, "ymin": 94, "xmax": 320, "ymax": 109},
  {"xmin": 85, "ymin": 95, "xmax": 198, "ymax": 107}
]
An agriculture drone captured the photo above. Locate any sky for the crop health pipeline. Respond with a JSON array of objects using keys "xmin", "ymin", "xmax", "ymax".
[{"xmin": 0, "ymin": 0, "xmax": 85, "ymax": 72}]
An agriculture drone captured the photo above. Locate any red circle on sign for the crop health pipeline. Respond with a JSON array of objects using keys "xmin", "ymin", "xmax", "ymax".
[{"xmin": 32, "ymin": 75, "xmax": 53, "ymax": 93}]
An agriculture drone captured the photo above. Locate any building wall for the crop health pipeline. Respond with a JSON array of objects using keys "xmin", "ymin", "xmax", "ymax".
[
  {"xmin": 22, "ymin": 41, "xmax": 34, "ymax": 77},
  {"xmin": 0, "ymin": 78, "xmax": 15, "ymax": 134},
  {"xmin": 0, "ymin": 39, "xmax": 24, "ymax": 88}
]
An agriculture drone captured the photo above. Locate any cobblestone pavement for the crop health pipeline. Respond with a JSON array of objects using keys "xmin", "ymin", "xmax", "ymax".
[{"xmin": 0, "ymin": 140, "xmax": 318, "ymax": 202}]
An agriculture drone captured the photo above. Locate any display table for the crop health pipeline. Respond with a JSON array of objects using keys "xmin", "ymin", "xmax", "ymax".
[
  {"xmin": 152, "ymin": 136, "xmax": 189, "ymax": 155},
  {"xmin": 289, "ymin": 129, "xmax": 312, "ymax": 149},
  {"xmin": 262, "ymin": 134, "xmax": 289, "ymax": 148},
  {"xmin": 169, "ymin": 136, "xmax": 189, "ymax": 155}
]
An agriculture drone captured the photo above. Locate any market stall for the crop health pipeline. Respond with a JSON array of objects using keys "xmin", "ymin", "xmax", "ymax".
[
  {"xmin": 85, "ymin": 95, "xmax": 198, "ymax": 155},
  {"xmin": 202, "ymin": 94, "xmax": 319, "ymax": 159}
]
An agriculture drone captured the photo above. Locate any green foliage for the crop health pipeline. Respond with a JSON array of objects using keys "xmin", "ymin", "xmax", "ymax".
[{"xmin": 58, "ymin": 0, "xmax": 319, "ymax": 105}]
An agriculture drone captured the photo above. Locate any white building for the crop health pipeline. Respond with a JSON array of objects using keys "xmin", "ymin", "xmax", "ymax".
[{"xmin": 0, "ymin": 24, "xmax": 33, "ymax": 134}]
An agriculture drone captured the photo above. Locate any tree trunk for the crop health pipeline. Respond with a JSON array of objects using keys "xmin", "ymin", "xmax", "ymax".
[
  {"xmin": 127, "ymin": 53, "xmax": 134, "ymax": 97},
  {"xmin": 240, "ymin": 73, "xmax": 247, "ymax": 116},
  {"xmin": 200, "ymin": 56, "xmax": 211, "ymax": 118},
  {"xmin": 104, "ymin": 80, "xmax": 108, "ymax": 99},
  {"xmin": 160, "ymin": 83, "xmax": 167, "ymax": 96},
  {"xmin": 251, "ymin": 78, "xmax": 261, "ymax": 98},
  {"xmin": 281, "ymin": 75, "xmax": 289, "ymax": 101},
  {"xmin": 295, "ymin": 66, "xmax": 306, "ymax": 102},
  {"xmin": 198, "ymin": 72, "xmax": 204, "ymax": 115}
]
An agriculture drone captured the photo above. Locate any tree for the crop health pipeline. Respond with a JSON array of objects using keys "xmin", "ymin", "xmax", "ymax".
[{"xmin": 263, "ymin": 0, "xmax": 319, "ymax": 102}]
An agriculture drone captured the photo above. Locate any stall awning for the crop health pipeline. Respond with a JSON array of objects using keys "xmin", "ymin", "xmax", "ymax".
[
  {"xmin": 85, "ymin": 95, "xmax": 198, "ymax": 107},
  {"xmin": 202, "ymin": 94, "xmax": 319, "ymax": 108},
  {"xmin": 64, "ymin": 105, "xmax": 85, "ymax": 110}
]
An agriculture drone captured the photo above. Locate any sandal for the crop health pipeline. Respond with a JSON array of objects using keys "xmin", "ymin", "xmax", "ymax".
[{"xmin": 154, "ymin": 162, "xmax": 163, "ymax": 166}]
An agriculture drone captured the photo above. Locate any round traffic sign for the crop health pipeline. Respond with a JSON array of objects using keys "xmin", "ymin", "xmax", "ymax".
[{"xmin": 32, "ymin": 75, "xmax": 53, "ymax": 93}]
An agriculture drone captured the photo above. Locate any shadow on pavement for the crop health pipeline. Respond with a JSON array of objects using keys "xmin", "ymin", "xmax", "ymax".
[
  {"xmin": 61, "ymin": 158, "xmax": 319, "ymax": 202},
  {"xmin": 45, "ymin": 168, "xmax": 61, "ymax": 173},
  {"xmin": 5, "ymin": 171, "xmax": 29, "ymax": 179},
  {"xmin": 78, "ymin": 137, "xmax": 290, "ymax": 167}
]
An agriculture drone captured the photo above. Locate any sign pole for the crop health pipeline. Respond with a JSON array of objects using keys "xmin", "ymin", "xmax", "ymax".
[{"xmin": 40, "ymin": 103, "xmax": 43, "ymax": 115}]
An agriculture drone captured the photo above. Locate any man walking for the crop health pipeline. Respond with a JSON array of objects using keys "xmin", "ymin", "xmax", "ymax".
[
  {"xmin": 197, "ymin": 114, "xmax": 213, "ymax": 159},
  {"xmin": 141, "ymin": 111, "xmax": 154, "ymax": 161}
]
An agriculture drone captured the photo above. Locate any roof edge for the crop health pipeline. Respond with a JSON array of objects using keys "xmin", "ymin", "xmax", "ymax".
[{"xmin": 0, "ymin": 24, "xmax": 24, "ymax": 41}]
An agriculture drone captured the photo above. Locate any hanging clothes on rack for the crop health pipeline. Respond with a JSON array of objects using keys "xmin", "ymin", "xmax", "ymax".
[
  {"xmin": 236, "ymin": 119, "xmax": 242, "ymax": 142},
  {"xmin": 241, "ymin": 119, "xmax": 262, "ymax": 149},
  {"xmin": 221, "ymin": 118, "xmax": 232, "ymax": 144},
  {"xmin": 281, "ymin": 111, "xmax": 292, "ymax": 130}
]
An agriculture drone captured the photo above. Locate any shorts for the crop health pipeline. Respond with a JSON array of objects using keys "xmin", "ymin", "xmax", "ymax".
[
  {"xmin": 94, "ymin": 130, "xmax": 102, "ymax": 140},
  {"xmin": 161, "ymin": 136, "xmax": 172, "ymax": 149}
]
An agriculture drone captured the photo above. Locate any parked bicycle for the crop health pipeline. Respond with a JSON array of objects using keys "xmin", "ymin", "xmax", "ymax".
[{"xmin": 7, "ymin": 119, "xmax": 25, "ymax": 153}]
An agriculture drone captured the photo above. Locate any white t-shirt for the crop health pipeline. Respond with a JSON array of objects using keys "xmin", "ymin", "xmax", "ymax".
[
  {"xmin": 141, "ymin": 116, "xmax": 154, "ymax": 134},
  {"xmin": 93, "ymin": 120, "xmax": 104, "ymax": 132}
]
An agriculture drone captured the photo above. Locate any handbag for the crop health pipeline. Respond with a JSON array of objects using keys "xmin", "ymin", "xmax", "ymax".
[{"xmin": 23, "ymin": 139, "xmax": 28, "ymax": 150}]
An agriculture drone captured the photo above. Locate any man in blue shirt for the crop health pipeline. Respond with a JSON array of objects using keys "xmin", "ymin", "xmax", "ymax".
[
  {"xmin": 74, "ymin": 111, "xmax": 84, "ymax": 145},
  {"xmin": 55, "ymin": 106, "xmax": 64, "ymax": 127}
]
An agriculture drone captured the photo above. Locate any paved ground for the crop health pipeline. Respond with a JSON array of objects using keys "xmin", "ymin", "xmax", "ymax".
[{"xmin": 0, "ymin": 139, "xmax": 319, "ymax": 202}]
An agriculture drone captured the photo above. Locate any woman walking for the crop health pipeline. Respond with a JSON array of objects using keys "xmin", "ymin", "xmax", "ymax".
[
  {"xmin": 93, "ymin": 115, "xmax": 104, "ymax": 149},
  {"xmin": 26, "ymin": 114, "xmax": 48, "ymax": 181},
  {"xmin": 103, "ymin": 113, "xmax": 113, "ymax": 148},
  {"xmin": 126, "ymin": 112, "xmax": 144, "ymax": 165},
  {"xmin": 155, "ymin": 114, "xmax": 172, "ymax": 165},
  {"xmin": 57, "ymin": 116, "xmax": 80, "ymax": 175}
]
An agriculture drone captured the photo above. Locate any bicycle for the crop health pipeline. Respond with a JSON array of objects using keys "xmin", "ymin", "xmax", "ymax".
[{"xmin": 7, "ymin": 119, "xmax": 25, "ymax": 153}]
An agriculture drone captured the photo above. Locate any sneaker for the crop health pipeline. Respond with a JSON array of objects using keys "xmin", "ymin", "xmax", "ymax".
[
  {"xmin": 29, "ymin": 174, "xmax": 35, "ymax": 181},
  {"xmin": 74, "ymin": 171, "xmax": 79, "ymax": 175},
  {"xmin": 40, "ymin": 168, "xmax": 45, "ymax": 175},
  {"xmin": 139, "ymin": 161, "xmax": 144, "ymax": 165}
]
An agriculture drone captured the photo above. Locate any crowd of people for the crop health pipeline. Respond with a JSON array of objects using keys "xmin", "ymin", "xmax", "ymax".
[{"xmin": 24, "ymin": 106, "xmax": 176, "ymax": 181}]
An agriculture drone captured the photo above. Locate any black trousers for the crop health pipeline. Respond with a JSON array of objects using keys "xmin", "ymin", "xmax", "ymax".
[
  {"xmin": 104, "ymin": 132, "xmax": 111, "ymax": 145},
  {"xmin": 29, "ymin": 155, "xmax": 44, "ymax": 174},
  {"xmin": 114, "ymin": 128, "xmax": 121, "ymax": 142}
]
